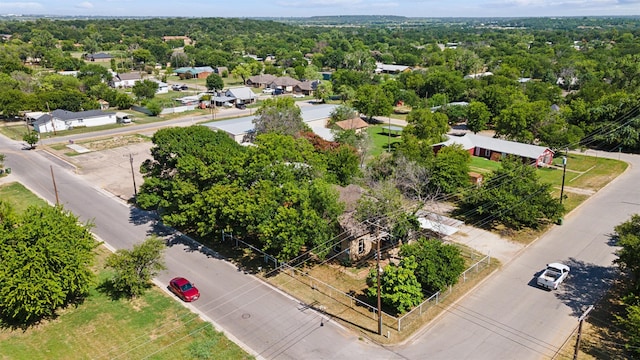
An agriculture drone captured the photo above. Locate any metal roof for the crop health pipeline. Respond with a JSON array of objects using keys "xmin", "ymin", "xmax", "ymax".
[
  {"xmin": 202, "ymin": 104, "xmax": 338, "ymax": 138},
  {"xmin": 440, "ymin": 133, "xmax": 552, "ymax": 160},
  {"xmin": 226, "ymin": 87, "xmax": 257, "ymax": 101}
]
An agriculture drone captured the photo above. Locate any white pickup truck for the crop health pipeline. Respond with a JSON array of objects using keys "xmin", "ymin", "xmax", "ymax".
[{"xmin": 537, "ymin": 263, "xmax": 570, "ymax": 290}]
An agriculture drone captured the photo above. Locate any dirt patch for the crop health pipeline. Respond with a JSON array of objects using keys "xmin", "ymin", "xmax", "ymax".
[
  {"xmin": 46, "ymin": 139, "xmax": 154, "ymax": 201},
  {"xmin": 80, "ymin": 135, "xmax": 149, "ymax": 152}
]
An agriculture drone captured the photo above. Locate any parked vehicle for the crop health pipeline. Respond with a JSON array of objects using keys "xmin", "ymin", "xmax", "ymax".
[
  {"xmin": 236, "ymin": 101, "xmax": 246, "ymax": 110},
  {"xmin": 172, "ymin": 84, "xmax": 189, "ymax": 91},
  {"xmin": 273, "ymin": 88, "xmax": 284, "ymax": 95},
  {"xmin": 223, "ymin": 102, "xmax": 233, "ymax": 108},
  {"xmin": 169, "ymin": 277, "xmax": 200, "ymax": 302},
  {"xmin": 262, "ymin": 88, "xmax": 274, "ymax": 94},
  {"xmin": 536, "ymin": 263, "xmax": 570, "ymax": 290},
  {"xmin": 292, "ymin": 93, "xmax": 305, "ymax": 98}
]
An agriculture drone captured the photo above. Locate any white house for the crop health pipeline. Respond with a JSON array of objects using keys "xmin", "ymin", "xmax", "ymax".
[
  {"xmin": 111, "ymin": 72, "xmax": 142, "ymax": 88},
  {"xmin": 33, "ymin": 109, "xmax": 117, "ymax": 133},
  {"xmin": 225, "ymin": 87, "xmax": 257, "ymax": 104},
  {"xmin": 152, "ymin": 79, "xmax": 169, "ymax": 94}
]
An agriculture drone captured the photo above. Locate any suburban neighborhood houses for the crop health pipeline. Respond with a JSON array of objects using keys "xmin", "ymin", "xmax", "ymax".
[{"xmin": 1, "ymin": 14, "xmax": 640, "ymax": 360}]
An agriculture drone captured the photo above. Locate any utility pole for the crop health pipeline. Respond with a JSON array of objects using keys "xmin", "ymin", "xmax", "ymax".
[
  {"xmin": 573, "ymin": 305, "xmax": 594, "ymax": 360},
  {"xmin": 46, "ymin": 102, "xmax": 57, "ymax": 135},
  {"xmin": 560, "ymin": 156, "xmax": 567, "ymax": 205},
  {"xmin": 50, "ymin": 165, "xmax": 59, "ymax": 205},
  {"xmin": 129, "ymin": 153, "xmax": 137, "ymax": 197},
  {"xmin": 376, "ymin": 225, "xmax": 383, "ymax": 335},
  {"xmin": 387, "ymin": 117, "xmax": 391, "ymax": 153}
]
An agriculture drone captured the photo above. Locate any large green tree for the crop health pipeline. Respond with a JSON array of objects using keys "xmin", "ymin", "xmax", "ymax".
[
  {"xmin": 0, "ymin": 204, "xmax": 96, "ymax": 325},
  {"xmin": 614, "ymin": 214, "xmax": 640, "ymax": 288},
  {"xmin": 366, "ymin": 256, "xmax": 423, "ymax": 314},
  {"xmin": 428, "ymin": 144, "xmax": 472, "ymax": 195},
  {"xmin": 206, "ymin": 73, "xmax": 224, "ymax": 91},
  {"xmin": 137, "ymin": 127, "xmax": 344, "ymax": 262},
  {"xmin": 399, "ymin": 238, "xmax": 466, "ymax": 294},
  {"xmin": 105, "ymin": 236, "xmax": 166, "ymax": 298},
  {"xmin": 459, "ymin": 156, "xmax": 563, "ymax": 229},
  {"xmin": 132, "ymin": 79, "xmax": 159, "ymax": 101},
  {"xmin": 613, "ymin": 215, "xmax": 640, "ymax": 357},
  {"xmin": 252, "ymin": 97, "xmax": 308, "ymax": 139},
  {"xmin": 466, "ymin": 101, "xmax": 491, "ymax": 134},
  {"xmin": 353, "ymin": 84, "xmax": 393, "ymax": 121}
]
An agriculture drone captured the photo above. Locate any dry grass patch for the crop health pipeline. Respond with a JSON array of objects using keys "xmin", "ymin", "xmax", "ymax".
[
  {"xmin": 263, "ymin": 254, "xmax": 499, "ymax": 345},
  {"xmin": 79, "ymin": 134, "xmax": 150, "ymax": 151}
]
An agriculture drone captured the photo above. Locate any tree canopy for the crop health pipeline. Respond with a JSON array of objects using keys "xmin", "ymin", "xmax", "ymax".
[
  {"xmin": 105, "ymin": 236, "xmax": 166, "ymax": 298},
  {"xmin": 137, "ymin": 126, "xmax": 346, "ymax": 262},
  {"xmin": 399, "ymin": 237, "xmax": 466, "ymax": 294},
  {"xmin": 0, "ymin": 204, "xmax": 97, "ymax": 325},
  {"xmin": 459, "ymin": 156, "xmax": 563, "ymax": 229}
]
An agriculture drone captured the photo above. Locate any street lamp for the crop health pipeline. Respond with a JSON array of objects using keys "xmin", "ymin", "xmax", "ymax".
[{"xmin": 560, "ymin": 156, "xmax": 567, "ymax": 205}]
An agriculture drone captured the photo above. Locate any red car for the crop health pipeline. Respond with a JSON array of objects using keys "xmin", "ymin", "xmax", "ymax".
[{"xmin": 169, "ymin": 277, "xmax": 200, "ymax": 302}]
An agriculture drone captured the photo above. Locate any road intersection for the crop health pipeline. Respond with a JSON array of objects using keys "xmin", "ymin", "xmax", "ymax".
[{"xmin": 1, "ymin": 121, "xmax": 637, "ymax": 358}]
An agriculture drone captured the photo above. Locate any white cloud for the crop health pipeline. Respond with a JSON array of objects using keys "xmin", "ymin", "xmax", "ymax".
[
  {"xmin": 76, "ymin": 1, "xmax": 94, "ymax": 9},
  {"xmin": 0, "ymin": 2, "xmax": 44, "ymax": 11}
]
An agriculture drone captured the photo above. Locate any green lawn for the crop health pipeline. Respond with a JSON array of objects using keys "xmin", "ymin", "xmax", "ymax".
[
  {"xmin": 366, "ymin": 124, "xmax": 403, "ymax": 156},
  {"xmin": 0, "ymin": 182, "xmax": 48, "ymax": 211},
  {"xmin": 0, "ymin": 182, "xmax": 253, "ymax": 360},
  {"xmin": 469, "ymin": 156, "xmax": 502, "ymax": 174}
]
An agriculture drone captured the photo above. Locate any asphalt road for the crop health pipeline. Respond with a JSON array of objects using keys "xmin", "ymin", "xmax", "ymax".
[
  {"xmin": 2, "ymin": 121, "xmax": 638, "ymax": 359},
  {"xmin": 0, "ymin": 133, "xmax": 396, "ymax": 359},
  {"xmin": 395, "ymin": 150, "xmax": 638, "ymax": 359}
]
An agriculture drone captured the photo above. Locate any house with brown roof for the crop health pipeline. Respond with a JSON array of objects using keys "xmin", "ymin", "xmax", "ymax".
[
  {"xmin": 246, "ymin": 74, "xmax": 277, "ymax": 88},
  {"xmin": 294, "ymin": 80, "xmax": 319, "ymax": 96},
  {"xmin": 269, "ymin": 76, "xmax": 300, "ymax": 93},
  {"xmin": 335, "ymin": 117, "xmax": 369, "ymax": 133}
]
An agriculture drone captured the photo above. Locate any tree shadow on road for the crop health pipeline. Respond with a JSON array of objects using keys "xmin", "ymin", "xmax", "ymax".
[{"xmin": 554, "ymin": 257, "xmax": 619, "ymax": 317}]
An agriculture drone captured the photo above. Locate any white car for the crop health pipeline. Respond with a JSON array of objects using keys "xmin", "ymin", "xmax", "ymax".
[
  {"xmin": 262, "ymin": 88, "xmax": 274, "ymax": 94},
  {"xmin": 292, "ymin": 93, "xmax": 305, "ymax": 98},
  {"xmin": 536, "ymin": 263, "xmax": 570, "ymax": 290}
]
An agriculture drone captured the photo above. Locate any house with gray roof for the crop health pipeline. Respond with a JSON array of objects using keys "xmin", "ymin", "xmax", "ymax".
[
  {"xmin": 434, "ymin": 133, "xmax": 554, "ymax": 166},
  {"xmin": 225, "ymin": 87, "xmax": 257, "ymax": 104},
  {"xmin": 84, "ymin": 52, "xmax": 113, "ymax": 62},
  {"xmin": 111, "ymin": 72, "xmax": 143, "ymax": 88},
  {"xmin": 33, "ymin": 109, "xmax": 117, "ymax": 133}
]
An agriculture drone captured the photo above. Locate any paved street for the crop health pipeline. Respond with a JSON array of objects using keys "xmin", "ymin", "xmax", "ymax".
[
  {"xmin": 395, "ymin": 149, "xmax": 638, "ymax": 359},
  {"xmin": 1, "ymin": 117, "xmax": 638, "ymax": 359}
]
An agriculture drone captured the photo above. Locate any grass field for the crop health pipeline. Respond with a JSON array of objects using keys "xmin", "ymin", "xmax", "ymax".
[
  {"xmin": 0, "ymin": 182, "xmax": 253, "ymax": 360},
  {"xmin": 366, "ymin": 125, "xmax": 403, "ymax": 156}
]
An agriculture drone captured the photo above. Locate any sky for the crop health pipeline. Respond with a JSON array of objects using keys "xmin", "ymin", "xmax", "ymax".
[{"xmin": 1, "ymin": 0, "xmax": 640, "ymax": 18}]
